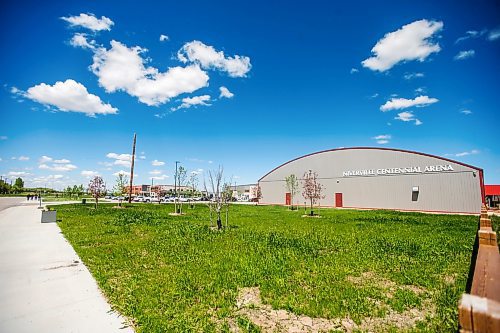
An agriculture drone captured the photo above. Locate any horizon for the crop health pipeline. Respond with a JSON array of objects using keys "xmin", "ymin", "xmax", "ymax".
[{"xmin": 1, "ymin": 0, "xmax": 499, "ymax": 190}]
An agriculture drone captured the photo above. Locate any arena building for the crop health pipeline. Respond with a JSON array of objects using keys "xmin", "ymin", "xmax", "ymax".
[{"xmin": 258, "ymin": 147, "xmax": 485, "ymax": 214}]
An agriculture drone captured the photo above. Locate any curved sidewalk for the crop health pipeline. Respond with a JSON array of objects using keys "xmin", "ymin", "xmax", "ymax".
[{"xmin": 0, "ymin": 199, "xmax": 134, "ymax": 333}]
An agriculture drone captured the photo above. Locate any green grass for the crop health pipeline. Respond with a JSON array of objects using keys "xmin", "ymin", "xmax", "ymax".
[{"xmin": 53, "ymin": 203, "xmax": 477, "ymax": 332}]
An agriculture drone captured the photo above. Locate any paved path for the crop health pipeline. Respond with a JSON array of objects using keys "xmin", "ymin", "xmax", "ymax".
[{"xmin": 0, "ymin": 198, "xmax": 134, "ymax": 333}]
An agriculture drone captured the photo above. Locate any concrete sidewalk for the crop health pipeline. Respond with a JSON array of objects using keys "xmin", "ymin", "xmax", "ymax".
[{"xmin": 0, "ymin": 201, "xmax": 134, "ymax": 333}]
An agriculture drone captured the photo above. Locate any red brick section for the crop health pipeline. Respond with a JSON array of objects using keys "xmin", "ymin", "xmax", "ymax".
[{"xmin": 459, "ymin": 205, "xmax": 500, "ymax": 332}]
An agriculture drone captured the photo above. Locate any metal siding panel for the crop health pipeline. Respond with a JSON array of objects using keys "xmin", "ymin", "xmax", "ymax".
[{"xmin": 260, "ymin": 149, "xmax": 482, "ymax": 213}]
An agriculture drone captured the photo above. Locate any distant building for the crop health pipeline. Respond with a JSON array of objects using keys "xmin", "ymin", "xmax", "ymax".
[
  {"xmin": 485, "ymin": 185, "xmax": 500, "ymax": 209},
  {"xmin": 259, "ymin": 147, "xmax": 484, "ymax": 214}
]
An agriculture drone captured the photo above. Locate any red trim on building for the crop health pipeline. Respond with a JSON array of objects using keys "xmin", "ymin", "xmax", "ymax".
[
  {"xmin": 258, "ymin": 147, "xmax": 483, "ymax": 181},
  {"xmin": 485, "ymin": 185, "xmax": 500, "ymax": 196}
]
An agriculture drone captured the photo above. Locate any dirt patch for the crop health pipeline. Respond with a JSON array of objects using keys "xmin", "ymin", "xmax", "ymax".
[
  {"xmin": 218, "ymin": 278, "xmax": 433, "ymax": 332},
  {"xmin": 347, "ymin": 271, "xmax": 426, "ymax": 297}
]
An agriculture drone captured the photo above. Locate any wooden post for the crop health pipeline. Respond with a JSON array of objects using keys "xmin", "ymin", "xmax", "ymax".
[{"xmin": 128, "ymin": 133, "xmax": 136, "ymax": 204}]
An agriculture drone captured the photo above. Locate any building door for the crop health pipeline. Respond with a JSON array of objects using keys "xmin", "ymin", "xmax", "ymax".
[
  {"xmin": 285, "ymin": 192, "xmax": 291, "ymax": 205},
  {"xmin": 335, "ymin": 193, "xmax": 343, "ymax": 208}
]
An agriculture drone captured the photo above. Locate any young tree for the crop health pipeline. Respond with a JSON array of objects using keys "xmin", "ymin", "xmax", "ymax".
[
  {"xmin": 88, "ymin": 176, "xmax": 106, "ymax": 209},
  {"xmin": 285, "ymin": 174, "xmax": 299, "ymax": 210},
  {"xmin": 251, "ymin": 185, "xmax": 262, "ymax": 205},
  {"xmin": 302, "ymin": 170, "xmax": 325, "ymax": 216},
  {"xmin": 189, "ymin": 172, "xmax": 199, "ymax": 193},
  {"xmin": 204, "ymin": 166, "xmax": 230, "ymax": 230},
  {"xmin": 77, "ymin": 184, "xmax": 84, "ymax": 198},
  {"xmin": 114, "ymin": 173, "xmax": 129, "ymax": 206},
  {"xmin": 14, "ymin": 177, "xmax": 24, "ymax": 189}
]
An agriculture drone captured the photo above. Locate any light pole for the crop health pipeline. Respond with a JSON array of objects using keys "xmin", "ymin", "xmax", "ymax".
[{"xmin": 174, "ymin": 161, "xmax": 180, "ymax": 213}]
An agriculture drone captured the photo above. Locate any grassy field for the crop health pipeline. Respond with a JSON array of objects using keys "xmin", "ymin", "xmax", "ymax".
[{"xmin": 53, "ymin": 203, "xmax": 478, "ymax": 332}]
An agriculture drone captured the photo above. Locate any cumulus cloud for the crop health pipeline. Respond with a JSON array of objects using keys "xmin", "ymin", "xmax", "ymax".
[
  {"xmin": 149, "ymin": 170, "xmax": 162, "ymax": 175},
  {"xmin": 61, "ymin": 13, "xmax": 114, "ymax": 31},
  {"xmin": 159, "ymin": 34, "xmax": 169, "ymax": 42},
  {"xmin": 380, "ymin": 95, "xmax": 438, "ymax": 112},
  {"xmin": 106, "ymin": 153, "xmax": 133, "ymax": 167},
  {"xmin": 151, "ymin": 159, "xmax": 165, "ymax": 166},
  {"xmin": 70, "ymin": 33, "xmax": 96, "ymax": 50},
  {"xmin": 173, "ymin": 95, "xmax": 211, "ymax": 111},
  {"xmin": 394, "ymin": 111, "xmax": 422, "ymax": 125},
  {"xmin": 362, "ymin": 19, "xmax": 443, "ymax": 72},
  {"xmin": 373, "ymin": 135, "xmax": 391, "ymax": 144},
  {"xmin": 81, "ymin": 170, "xmax": 100, "ymax": 178},
  {"xmin": 151, "ymin": 174, "xmax": 169, "ymax": 181},
  {"xmin": 455, "ymin": 149, "xmax": 479, "ymax": 157},
  {"xmin": 91, "ymin": 40, "xmax": 209, "ymax": 106},
  {"xmin": 454, "ymin": 50, "xmax": 475, "ymax": 60},
  {"xmin": 460, "ymin": 109, "xmax": 472, "ymax": 115},
  {"xmin": 350, "ymin": 68, "xmax": 359, "ymax": 74},
  {"xmin": 403, "ymin": 72, "xmax": 424, "ymax": 80},
  {"xmin": 18, "ymin": 156, "xmax": 30, "ymax": 161},
  {"xmin": 39, "ymin": 155, "xmax": 53, "ymax": 164},
  {"xmin": 54, "ymin": 158, "xmax": 71, "ymax": 164},
  {"xmin": 25, "ymin": 79, "xmax": 118, "ymax": 117},
  {"xmin": 219, "ymin": 86, "xmax": 234, "ymax": 99},
  {"xmin": 178, "ymin": 40, "xmax": 251, "ymax": 77}
]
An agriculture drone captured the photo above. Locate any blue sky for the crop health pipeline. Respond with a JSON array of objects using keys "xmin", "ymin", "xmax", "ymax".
[{"xmin": 1, "ymin": 0, "xmax": 499, "ymax": 189}]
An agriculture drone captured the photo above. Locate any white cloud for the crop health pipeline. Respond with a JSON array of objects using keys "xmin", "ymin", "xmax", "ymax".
[
  {"xmin": 39, "ymin": 163, "xmax": 77, "ymax": 172},
  {"xmin": 139, "ymin": 155, "xmax": 146, "ymax": 160},
  {"xmin": 0, "ymin": 136, "xmax": 7, "ymax": 140},
  {"xmin": 8, "ymin": 171, "xmax": 31, "ymax": 177},
  {"xmin": 149, "ymin": 170, "xmax": 162, "ymax": 175},
  {"xmin": 380, "ymin": 95, "xmax": 438, "ymax": 112},
  {"xmin": 178, "ymin": 40, "xmax": 251, "ymax": 77},
  {"xmin": 403, "ymin": 72, "xmax": 424, "ymax": 80},
  {"xmin": 219, "ymin": 86, "xmax": 234, "ymax": 99},
  {"xmin": 455, "ymin": 30, "xmax": 485, "ymax": 43},
  {"xmin": 70, "ymin": 33, "xmax": 96, "ymax": 50},
  {"xmin": 32, "ymin": 174, "xmax": 64, "ymax": 183},
  {"xmin": 151, "ymin": 159, "xmax": 165, "ymax": 166},
  {"xmin": 395, "ymin": 111, "xmax": 415, "ymax": 121},
  {"xmin": 61, "ymin": 13, "xmax": 114, "ymax": 31},
  {"xmin": 81, "ymin": 170, "xmax": 100, "ymax": 178},
  {"xmin": 173, "ymin": 95, "xmax": 211, "ymax": 111},
  {"xmin": 414, "ymin": 87, "xmax": 426, "ymax": 94},
  {"xmin": 488, "ymin": 28, "xmax": 500, "ymax": 41},
  {"xmin": 455, "ymin": 149, "xmax": 479, "ymax": 157},
  {"xmin": 113, "ymin": 170, "xmax": 131, "ymax": 177},
  {"xmin": 372, "ymin": 134, "xmax": 391, "ymax": 145},
  {"xmin": 26, "ymin": 79, "xmax": 118, "ymax": 117},
  {"xmin": 460, "ymin": 109, "xmax": 472, "ymax": 115},
  {"xmin": 151, "ymin": 174, "xmax": 169, "ymax": 180},
  {"xmin": 362, "ymin": 19, "xmax": 443, "ymax": 72},
  {"xmin": 454, "ymin": 50, "xmax": 475, "ymax": 60},
  {"xmin": 39, "ymin": 155, "xmax": 53, "ymax": 163},
  {"xmin": 159, "ymin": 34, "xmax": 169, "ymax": 42},
  {"xmin": 91, "ymin": 40, "xmax": 209, "ymax": 106},
  {"xmin": 106, "ymin": 153, "xmax": 133, "ymax": 167},
  {"xmin": 18, "ymin": 156, "xmax": 30, "ymax": 161},
  {"xmin": 350, "ymin": 68, "xmax": 359, "ymax": 74},
  {"xmin": 394, "ymin": 111, "xmax": 422, "ymax": 125}
]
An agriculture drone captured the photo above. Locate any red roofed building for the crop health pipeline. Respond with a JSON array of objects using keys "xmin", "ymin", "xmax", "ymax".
[{"xmin": 485, "ymin": 185, "xmax": 500, "ymax": 209}]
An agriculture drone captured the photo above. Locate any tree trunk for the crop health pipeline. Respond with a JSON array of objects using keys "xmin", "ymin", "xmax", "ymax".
[{"xmin": 216, "ymin": 210, "xmax": 222, "ymax": 229}]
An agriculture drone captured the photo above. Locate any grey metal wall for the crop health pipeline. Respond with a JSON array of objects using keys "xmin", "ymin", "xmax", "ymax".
[{"xmin": 259, "ymin": 148, "xmax": 482, "ymax": 214}]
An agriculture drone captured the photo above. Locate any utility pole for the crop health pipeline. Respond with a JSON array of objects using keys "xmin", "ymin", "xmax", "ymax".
[{"xmin": 128, "ymin": 133, "xmax": 136, "ymax": 204}]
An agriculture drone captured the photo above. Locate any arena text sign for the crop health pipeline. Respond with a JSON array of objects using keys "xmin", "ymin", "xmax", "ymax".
[{"xmin": 342, "ymin": 164, "xmax": 454, "ymax": 177}]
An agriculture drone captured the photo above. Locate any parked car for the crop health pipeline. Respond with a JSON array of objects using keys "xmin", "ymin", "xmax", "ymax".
[{"xmin": 134, "ymin": 196, "xmax": 144, "ymax": 202}]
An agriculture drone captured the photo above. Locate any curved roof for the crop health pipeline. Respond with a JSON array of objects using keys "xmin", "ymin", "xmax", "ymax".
[{"xmin": 259, "ymin": 147, "xmax": 483, "ymax": 181}]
